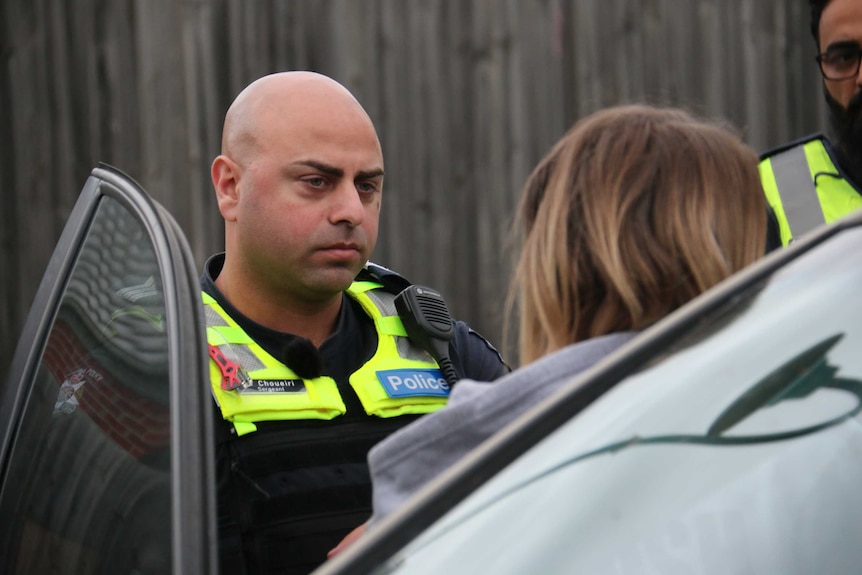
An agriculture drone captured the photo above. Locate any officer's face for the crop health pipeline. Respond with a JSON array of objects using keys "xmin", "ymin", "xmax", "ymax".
[
  {"xmin": 233, "ymin": 86, "xmax": 384, "ymax": 304},
  {"xmin": 820, "ymin": 0, "xmax": 862, "ymax": 111}
]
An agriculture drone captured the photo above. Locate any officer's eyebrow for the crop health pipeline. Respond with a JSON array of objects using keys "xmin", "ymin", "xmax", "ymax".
[
  {"xmin": 294, "ymin": 160, "xmax": 343, "ymax": 177},
  {"xmin": 356, "ymin": 168, "xmax": 385, "ymax": 180},
  {"xmin": 293, "ymin": 160, "xmax": 384, "ymax": 180}
]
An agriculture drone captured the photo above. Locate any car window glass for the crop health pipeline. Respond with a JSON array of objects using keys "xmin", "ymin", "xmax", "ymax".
[
  {"xmin": 378, "ymin": 228, "xmax": 862, "ymax": 575},
  {"xmin": 0, "ymin": 195, "xmax": 172, "ymax": 574}
]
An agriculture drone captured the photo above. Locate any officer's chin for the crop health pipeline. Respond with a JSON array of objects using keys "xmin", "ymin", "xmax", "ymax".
[{"xmin": 324, "ymin": 262, "xmax": 365, "ymax": 291}]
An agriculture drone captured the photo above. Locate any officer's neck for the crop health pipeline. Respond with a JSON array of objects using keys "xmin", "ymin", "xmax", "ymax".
[{"xmin": 215, "ymin": 273, "xmax": 342, "ymax": 347}]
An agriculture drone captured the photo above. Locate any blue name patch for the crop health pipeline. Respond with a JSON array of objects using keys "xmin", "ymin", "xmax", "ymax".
[{"xmin": 378, "ymin": 369, "xmax": 450, "ymax": 398}]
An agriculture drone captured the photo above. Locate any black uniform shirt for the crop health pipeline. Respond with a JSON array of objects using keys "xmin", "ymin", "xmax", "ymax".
[{"xmin": 200, "ymin": 253, "xmax": 508, "ymax": 574}]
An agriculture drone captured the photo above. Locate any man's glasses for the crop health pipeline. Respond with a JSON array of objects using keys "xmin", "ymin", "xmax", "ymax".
[{"xmin": 816, "ymin": 44, "xmax": 862, "ymax": 81}]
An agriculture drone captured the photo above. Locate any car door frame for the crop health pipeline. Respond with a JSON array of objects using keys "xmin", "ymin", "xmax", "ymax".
[{"xmin": 0, "ymin": 164, "xmax": 217, "ymax": 574}]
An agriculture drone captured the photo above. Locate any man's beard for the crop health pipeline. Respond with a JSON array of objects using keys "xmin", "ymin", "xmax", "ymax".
[{"xmin": 825, "ymin": 87, "xmax": 862, "ymax": 186}]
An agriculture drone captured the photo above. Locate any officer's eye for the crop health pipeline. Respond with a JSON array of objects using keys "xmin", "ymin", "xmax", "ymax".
[
  {"xmin": 304, "ymin": 177, "xmax": 326, "ymax": 188},
  {"xmin": 357, "ymin": 181, "xmax": 379, "ymax": 194}
]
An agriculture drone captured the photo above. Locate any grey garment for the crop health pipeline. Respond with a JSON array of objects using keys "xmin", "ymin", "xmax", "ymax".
[{"xmin": 367, "ymin": 331, "xmax": 638, "ymax": 526}]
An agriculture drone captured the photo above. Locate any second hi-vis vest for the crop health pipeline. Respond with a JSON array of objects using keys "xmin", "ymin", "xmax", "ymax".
[
  {"xmin": 203, "ymin": 280, "xmax": 449, "ymax": 436},
  {"xmin": 759, "ymin": 134, "xmax": 862, "ymax": 246}
]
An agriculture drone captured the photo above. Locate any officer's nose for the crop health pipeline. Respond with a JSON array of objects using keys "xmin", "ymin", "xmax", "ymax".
[{"xmin": 329, "ymin": 182, "xmax": 365, "ymax": 227}]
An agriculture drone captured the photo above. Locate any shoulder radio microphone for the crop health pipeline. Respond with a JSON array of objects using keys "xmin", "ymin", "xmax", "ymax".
[{"xmin": 395, "ymin": 285, "xmax": 460, "ymax": 388}]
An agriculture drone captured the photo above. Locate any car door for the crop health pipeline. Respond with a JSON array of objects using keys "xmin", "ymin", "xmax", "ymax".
[{"xmin": 0, "ymin": 165, "xmax": 216, "ymax": 574}]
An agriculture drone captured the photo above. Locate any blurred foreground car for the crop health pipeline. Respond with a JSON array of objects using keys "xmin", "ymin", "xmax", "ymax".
[
  {"xmin": 4, "ymin": 165, "xmax": 862, "ymax": 574},
  {"xmin": 316, "ymin": 204, "xmax": 862, "ymax": 572}
]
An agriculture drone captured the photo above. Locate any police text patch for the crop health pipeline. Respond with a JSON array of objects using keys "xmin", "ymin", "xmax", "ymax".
[{"xmin": 378, "ymin": 369, "xmax": 450, "ymax": 398}]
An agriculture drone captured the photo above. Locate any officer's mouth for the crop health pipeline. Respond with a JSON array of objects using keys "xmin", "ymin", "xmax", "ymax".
[{"xmin": 319, "ymin": 243, "xmax": 363, "ymax": 261}]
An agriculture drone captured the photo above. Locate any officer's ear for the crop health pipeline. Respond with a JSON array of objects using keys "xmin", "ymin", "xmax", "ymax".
[{"xmin": 212, "ymin": 155, "xmax": 241, "ymax": 221}]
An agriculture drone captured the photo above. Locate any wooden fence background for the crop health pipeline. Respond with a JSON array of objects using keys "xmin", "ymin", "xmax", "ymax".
[{"xmin": 1, "ymin": 0, "xmax": 828, "ymax": 379}]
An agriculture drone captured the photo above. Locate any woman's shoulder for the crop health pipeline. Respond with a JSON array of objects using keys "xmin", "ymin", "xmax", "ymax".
[
  {"xmin": 448, "ymin": 330, "xmax": 639, "ymax": 409},
  {"xmin": 500, "ymin": 331, "xmax": 638, "ymax": 387}
]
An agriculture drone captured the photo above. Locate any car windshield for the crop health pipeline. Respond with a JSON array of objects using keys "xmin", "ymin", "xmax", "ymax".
[{"xmin": 373, "ymin": 227, "xmax": 862, "ymax": 575}]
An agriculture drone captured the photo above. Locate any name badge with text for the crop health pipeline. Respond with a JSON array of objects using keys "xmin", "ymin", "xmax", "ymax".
[{"xmin": 246, "ymin": 379, "xmax": 307, "ymax": 393}]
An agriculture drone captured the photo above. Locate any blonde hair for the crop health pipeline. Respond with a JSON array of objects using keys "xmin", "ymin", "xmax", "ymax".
[{"xmin": 509, "ymin": 105, "xmax": 766, "ymax": 365}]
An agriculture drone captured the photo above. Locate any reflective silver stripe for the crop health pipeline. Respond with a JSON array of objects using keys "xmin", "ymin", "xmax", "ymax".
[
  {"xmin": 360, "ymin": 288, "xmax": 431, "ymax": 362},
  {"xmin": 770, "ymin": 145, "xmax": 824, "ymax": 238}
]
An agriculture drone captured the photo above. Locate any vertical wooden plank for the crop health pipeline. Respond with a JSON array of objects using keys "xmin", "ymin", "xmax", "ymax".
[
  {"xmin": 100, "ymin": 0, "xmax": 143, "ymax": 179},
  {"xmin": 0, "ymin": 0, "xmax": 21, "ymax": 377},
  {"xmin": 440, "ymin": 0, "xmax": 484, "ymax": 332},
  {"xmin": 180, "ymin": 0, "xmax": 224, "ymax": 261},
  {"xmin": 8, "ymin": 0, "xmax": 63, "ymax": 338},
  {"xmin": 641, "ymin": 0, "xmax": 671, "ymax": 105},
  {"xmin": 416, "ymin": 0, "xmax": 457, "ymax": 294},
  {"xmin": 617, "ymin": 0, "xmax": 644, "ymax": 103},
  {"xmin": 740, "ymin": 0, "xmax": 768, "ymax": 150},
  {"xmin": 699, "ymin": 0, "xmax": 729, "ymax": 119},
  {"xmin": 515, "ymin": 0, "xmax": 566, "ymax": 195},
  {"xmin": 571, "ymin": 0, "xmax": 602, "ymax": 117},
  {"xmin": 376, "ymin": 0, "xmax": 410, "ymax": 272},
  {"xmin": 396, "ymin": 0, "xmax": 434, "ymax": 282},
  {"xmin": 470, "ymin": 0, "xmax": 511, "ymax": 342},
  {"xmin": 134, "ymin": 0, "xmax": 189, "ymax": 218}
]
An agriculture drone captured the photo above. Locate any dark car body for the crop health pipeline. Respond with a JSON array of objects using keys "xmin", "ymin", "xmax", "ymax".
[{"xmin": 0, "ymin": 166, "xmax": 215, "ymax": 574}]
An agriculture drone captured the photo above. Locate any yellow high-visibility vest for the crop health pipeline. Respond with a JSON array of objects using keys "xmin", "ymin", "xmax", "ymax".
[
  {"xmin": 203, "ymin": 280, "xmax": 449, "ymax": 436},
  {"xmin": 759, "ymin": 134, "xmax": 862, "ymax": 245}
]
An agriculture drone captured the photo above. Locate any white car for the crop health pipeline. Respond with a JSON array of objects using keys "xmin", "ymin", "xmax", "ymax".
[{"xmin": 316, "ymin": 193, "xmax": 862, "ymax": 574}]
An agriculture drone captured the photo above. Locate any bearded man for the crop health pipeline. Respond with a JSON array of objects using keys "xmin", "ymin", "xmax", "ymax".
[{"xmin": 759, "ymin": 0, "xmax": 862, "ymax": 247}]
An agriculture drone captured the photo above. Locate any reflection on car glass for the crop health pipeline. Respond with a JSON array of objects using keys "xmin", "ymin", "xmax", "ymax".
[
  {"xmin": 707, "ymin": 333, "xmax": 846, "ymax": 436},
  {"xmin": 50, "ymin": 274, "xmax": 163, "ymax": 416},
  {"xmin": 641, "ymin": 282, "xmax": 769, "ymax": 371},
  {"xmin": 44, "ymin": 196, "xmax": 170, "ymax": 458},
  {"xmin": 53, "ymin": 367, "xmax": 102, "ymax": 415},
  {"xmin": 403, "ymin": 333, "xmax": 862, "ymax": 547},
  {"xmin": 103, "ymin": 275, "xmax": 165, "ymax": 336}
]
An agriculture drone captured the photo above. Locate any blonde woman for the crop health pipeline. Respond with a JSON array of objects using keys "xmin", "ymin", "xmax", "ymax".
[
  {"xmin": 331, "ymin": 105, "xmax": 768, "ymax": 552},
  {"xmin": 512, "ymin": 104, "xmax": 766, "ymax": 365}
]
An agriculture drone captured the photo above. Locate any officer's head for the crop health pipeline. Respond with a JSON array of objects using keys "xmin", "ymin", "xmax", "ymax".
[
  {"xmin": 812, "ymin": 0, "xmax": 862, "ymax": 182},
  {"xmin": 508, "ymin": 105, "xmax": 766, "ymax": 366},
  {"xmin": 211, "ymin": 72, "xmax": 384, "ymax": 311}
]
